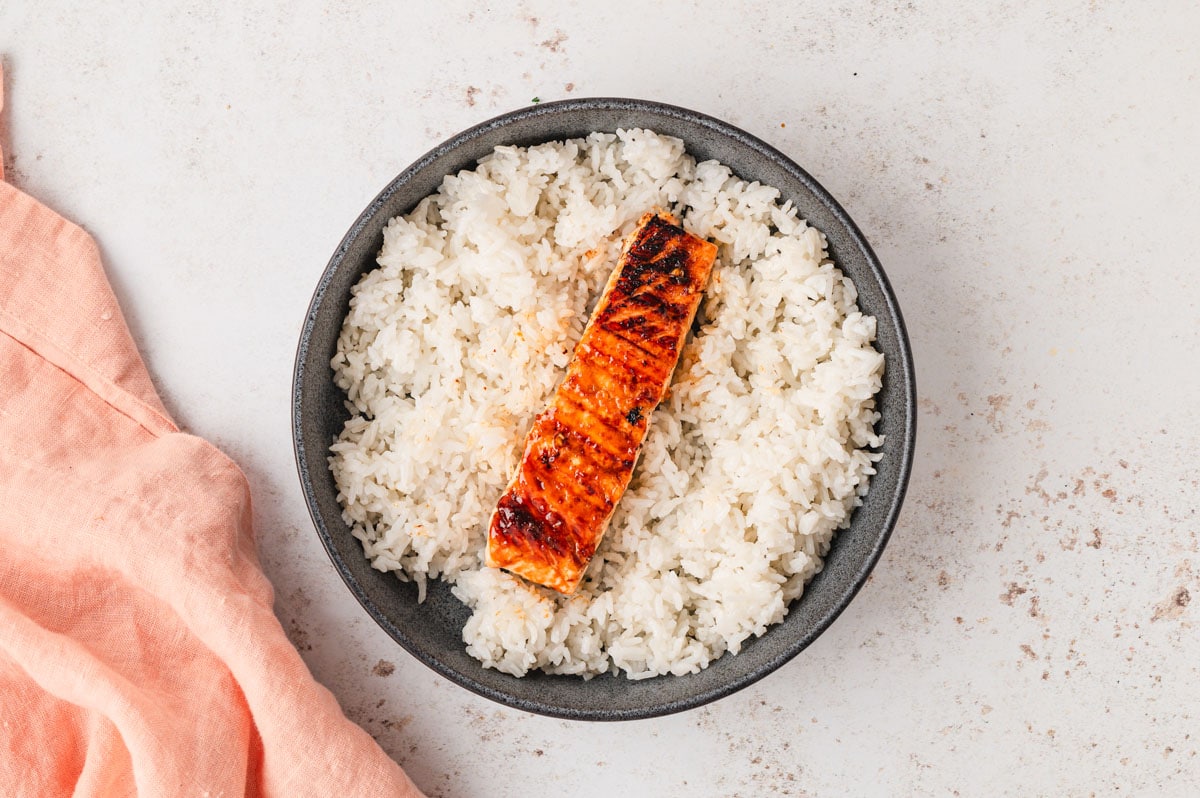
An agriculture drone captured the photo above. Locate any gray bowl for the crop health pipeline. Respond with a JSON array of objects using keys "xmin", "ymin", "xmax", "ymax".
[{"xmin": 292, "ymin": 98, "xmax": 915, "ymax": 721}]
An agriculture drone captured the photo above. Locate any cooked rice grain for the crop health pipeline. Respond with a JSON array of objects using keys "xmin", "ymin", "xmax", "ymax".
[{"xmin": 330, "ymin": 129, "xmax": 883, "ymax": 678}]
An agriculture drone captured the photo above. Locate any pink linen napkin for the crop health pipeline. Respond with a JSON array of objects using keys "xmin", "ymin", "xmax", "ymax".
[{"xmin": 0, "ymin": 70, "xmax": 425, "ymax": 797}]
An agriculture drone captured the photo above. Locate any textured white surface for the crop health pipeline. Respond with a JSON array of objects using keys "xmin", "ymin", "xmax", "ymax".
[{"xmin": 2, "ymin": 2, "xmax": 1197, "ymax": 795}]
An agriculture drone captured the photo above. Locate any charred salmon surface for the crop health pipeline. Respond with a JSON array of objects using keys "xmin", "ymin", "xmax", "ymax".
[{"xmin": 486, "ymin": 212, "xmax": 718, "ymax": 594}]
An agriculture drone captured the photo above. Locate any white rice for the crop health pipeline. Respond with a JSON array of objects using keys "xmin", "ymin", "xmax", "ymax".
[{"xmin": 329, "ymin": 129, "xmax": 884, "ymax": 679}]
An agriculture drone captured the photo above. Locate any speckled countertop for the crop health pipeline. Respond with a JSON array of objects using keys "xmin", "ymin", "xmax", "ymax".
[{"xmin": 3, "ymin": 2, "xmax": 1197, "ymax": 795}]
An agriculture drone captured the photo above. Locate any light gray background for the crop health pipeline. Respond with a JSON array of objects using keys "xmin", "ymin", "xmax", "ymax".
[{"xmin": 2, "ymin": 2, "xmax": 1196, "ymax": 795}]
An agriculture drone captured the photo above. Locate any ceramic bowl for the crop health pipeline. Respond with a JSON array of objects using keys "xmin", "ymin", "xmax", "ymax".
[{"xmin": 292, "ymin": 98, "xmax": 916, "ymax": 720}]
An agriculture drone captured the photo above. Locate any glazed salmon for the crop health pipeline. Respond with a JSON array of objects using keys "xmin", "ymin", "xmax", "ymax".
[{"xmin": 486, "ymin": 212, "xmax": 718, "ymax": 593}]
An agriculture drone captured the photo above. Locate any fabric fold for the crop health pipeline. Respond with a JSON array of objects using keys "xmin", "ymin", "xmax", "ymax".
[{"xmin": 0, "ymin": 66, "xmax": 424, "ymax": 797}]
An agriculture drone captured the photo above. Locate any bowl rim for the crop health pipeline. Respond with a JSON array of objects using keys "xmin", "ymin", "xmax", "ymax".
[{"xmin": 292, "ymin": 96, "xmax": 917, "ymax": 720}]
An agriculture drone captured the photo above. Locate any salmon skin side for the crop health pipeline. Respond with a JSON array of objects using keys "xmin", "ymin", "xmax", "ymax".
[{"xmin": 485, "ymin": 211, "xmax": 719, "ymax": 594}]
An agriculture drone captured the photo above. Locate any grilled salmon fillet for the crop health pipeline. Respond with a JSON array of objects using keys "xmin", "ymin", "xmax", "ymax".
[{"xmin": 486, "ymin": 211, "xmax": 718, "ymax": 594}]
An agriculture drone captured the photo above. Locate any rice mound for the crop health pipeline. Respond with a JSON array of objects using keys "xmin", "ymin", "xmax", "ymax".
[{"xmin": 329, "ymin": 129, "xmax": 884, "ymax": 679}]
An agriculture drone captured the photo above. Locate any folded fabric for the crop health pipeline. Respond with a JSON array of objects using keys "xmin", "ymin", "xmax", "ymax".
[{"xmin": 0, "ymin": 69, "xmax": 424, "ymax": 797}]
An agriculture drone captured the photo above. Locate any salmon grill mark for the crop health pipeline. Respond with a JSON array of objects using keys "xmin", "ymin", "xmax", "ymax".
[
  {"xmin": 485, "ymin": 211, "xmax": 718, "ymax": 593},
  {"xmin": 491, "ymin": 491, "xmax": 587, "ymax": 571},
  {"xmin": 552, "ymin": 390, "xmax": 643, "ymax": 460}
]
